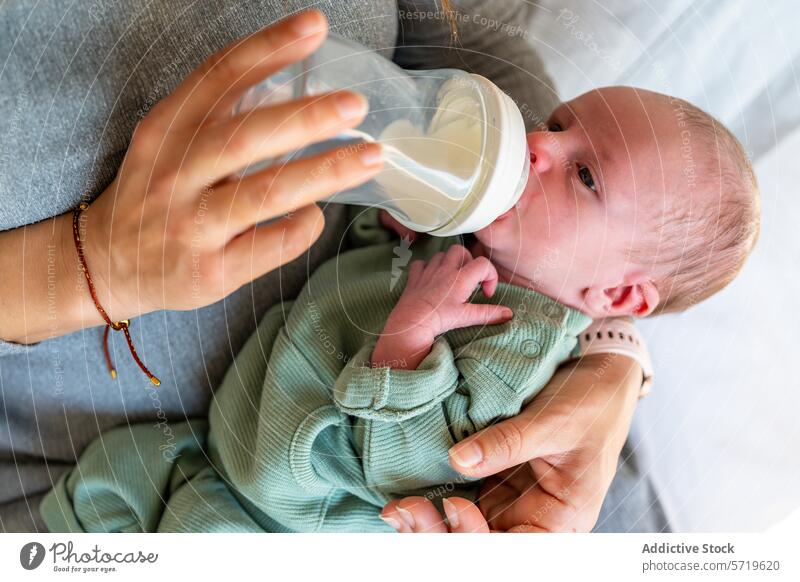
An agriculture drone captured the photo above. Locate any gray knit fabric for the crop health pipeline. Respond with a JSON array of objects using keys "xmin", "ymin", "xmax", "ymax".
[{"xmin": 0, "ymin": 0, "xmax": 667, "ymax": 533}]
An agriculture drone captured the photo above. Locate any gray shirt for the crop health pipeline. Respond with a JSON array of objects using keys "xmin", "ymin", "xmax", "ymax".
[{"xmin": 1, "ymin": 0, "xmax": 665, "ymax": 533}]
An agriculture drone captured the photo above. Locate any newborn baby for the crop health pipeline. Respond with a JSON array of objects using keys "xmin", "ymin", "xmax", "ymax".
[{"xmin": 41, "ymin": 86, "xmax": 760, "ymax": 533}]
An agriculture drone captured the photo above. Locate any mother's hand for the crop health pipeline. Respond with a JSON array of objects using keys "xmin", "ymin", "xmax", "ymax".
[
  {"xmin": 381, "ymin": 354, "xmax": 643, "ymax": 532},
  {"xmin": 77, "ymin": 10, "xmax": 382, "ymax": 322}
]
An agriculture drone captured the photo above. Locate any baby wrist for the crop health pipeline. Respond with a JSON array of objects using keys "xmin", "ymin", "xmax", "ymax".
[{"xmin": 371, "ymin": 329, "xmax": 435, "ymax": 370}]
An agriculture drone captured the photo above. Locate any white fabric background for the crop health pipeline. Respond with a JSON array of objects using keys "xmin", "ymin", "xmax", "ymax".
[{"xmin": 524, "ymin": 0, "xmax": 800, "ymax": 531}]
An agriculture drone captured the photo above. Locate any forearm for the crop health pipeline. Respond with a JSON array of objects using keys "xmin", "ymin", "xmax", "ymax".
[
  {"xmin": 0, "ymin": 212, "xmax": 104, "ymax": 344},
  {"xmin": 553, "ymin": 353, "xmax": 642, "ymax": 443}
]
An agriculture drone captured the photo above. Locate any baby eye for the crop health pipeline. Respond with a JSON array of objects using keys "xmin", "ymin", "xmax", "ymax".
[
  {"xmin": 547, "ymin": 123, "xmax": 563, "ymax": 132},
  {"xmin": 577, "ymin": 164, "xmax": 597, "ymax": 193}
]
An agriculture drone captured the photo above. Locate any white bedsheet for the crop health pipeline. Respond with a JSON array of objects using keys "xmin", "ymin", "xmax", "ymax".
[{"xmin": 525, "ymin": 0, "xmax": 800, "ymax": 531}]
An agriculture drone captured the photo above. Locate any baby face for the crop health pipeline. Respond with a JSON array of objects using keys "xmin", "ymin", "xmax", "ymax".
[{"xmin": 475, "ymin": 86, "xmax": 687, "ymax": 318}]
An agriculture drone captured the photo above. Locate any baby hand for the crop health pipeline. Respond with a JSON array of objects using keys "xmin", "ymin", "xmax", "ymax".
[
  {"xmin": 372, "ymin": 245, "xmax": 513, "ymax": 369},
  {"xmin": 390, "ymin": 244, "xmax": 513, "ymax": 335}
]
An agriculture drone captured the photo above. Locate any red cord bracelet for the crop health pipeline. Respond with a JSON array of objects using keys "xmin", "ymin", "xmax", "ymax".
[{"xmin": 72, "ymin": 202, "xmax": 160, "ymax": 386}]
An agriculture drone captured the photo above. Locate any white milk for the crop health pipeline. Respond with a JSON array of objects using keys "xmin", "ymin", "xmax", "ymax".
[{"xmin": 372, "ymin": 80, "xmax": 484, "ymax": 231}]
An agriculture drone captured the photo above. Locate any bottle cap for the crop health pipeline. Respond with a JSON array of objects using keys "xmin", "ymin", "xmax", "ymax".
[{"xmin": 429, "ymin": 74, "xmax": 529, "ymax": 236}]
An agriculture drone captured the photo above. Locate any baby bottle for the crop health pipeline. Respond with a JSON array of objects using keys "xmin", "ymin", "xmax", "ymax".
[{"xmin": 233, "ymin": 34, "xmax": 530, "ymax": 236}]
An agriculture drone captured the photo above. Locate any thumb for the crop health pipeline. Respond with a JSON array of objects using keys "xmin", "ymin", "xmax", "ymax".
[{"xmin": 448, "ymin": 406, "xmax": 562, "ymax": 478}]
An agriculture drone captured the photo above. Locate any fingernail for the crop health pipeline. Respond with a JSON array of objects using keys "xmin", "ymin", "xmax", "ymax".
[
  {"xmin": 449, "ymin": 440, "xmax": 484, "ymax": 468},
  {"xmin": 396, "ymin": 506, "xmax": 416, "ymax": 530},
  {"xmin": 379, "ymin": 515, "xmax": 402, "ymax": 531},
  {"xmin": 333, "ymin": 91, "xmax": 367, "ymax": 120},
  {"xmin": 359, "ymin": 144, "xmax": 383, "ymax": 167},
  {"xmin": 290, "ymin": 10, "xmax": 326, "ymax": 37},
  {"xmin": 442, "ymin": 498, "xmax": 460, "ymax": 530},
  {"xmin": 503, "ymin": 308, "xmax": 514, "ymax": 320}
]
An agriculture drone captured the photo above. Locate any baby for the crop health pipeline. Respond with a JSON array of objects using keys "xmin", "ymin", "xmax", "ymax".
[{"xmin": 41, "ymin": 86, "xmax": 760, "ymax": 533}]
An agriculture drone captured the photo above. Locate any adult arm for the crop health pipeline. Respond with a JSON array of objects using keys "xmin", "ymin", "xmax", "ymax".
[{"xmin": 0, "ymin": 10, "xmax": 382, "ymax": 346}]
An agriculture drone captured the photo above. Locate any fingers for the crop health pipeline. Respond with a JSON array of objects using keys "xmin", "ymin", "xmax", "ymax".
[
  {"xmin": 458, "ymin": 255, "xmax": 499, "ymax": 298},
  {"xmin": 380, "ymin": 497, "xmax": 490, "ymax": 533},
  {"xmin": 380, "ymin": 497, "xmax": 448, "ymax": 533},
  {"xmin": 422, "ymin": 247, "xmax": 499, "ymax": 297},
  {"xmin": 452, "ymin": 303, "xmax": 513, "ymax": 330},
  {"xmin": 482, "ymin": 478, "xmax": 588, "ymax": 533},
  {"xmin": 507, "ymin": 524, "xmax": 549, "ymax": 533},
  {"xmin": 208, "ymin": 142, "xmax": 383, "ymax": 242},
  {"xmin": 381, "ymin": 489, "xmax": 585, "ymax": 533},
  {"xmin": 442, "ymin": 497, "xmax": 491, "ymax": 533},
  {"xmin": 222, "ymin": 203, "xmax": 325, "ymax": 290},
  {"xmin": 406, "ymin": 259, "xmax": 425, "ymax": 285},
  {"xmin": 442, "ymin": 243, "xmax": 473, "ymax": 268},
  {"xmin": 406, "ymin": 246, "xmax": 510, "ymax": 331},
  {"xmin": 477, "ymin": 458, "xmax": 605, "ymax": 533},
  {"xmin": 450, "ymin": 358, "xmax": 631, "ymax": 479},
  {"xmin": 425, "ymin": 250, "xmax": 446, "ymax": 273},
  {"xmin": 432, "ymin": 247, "xmax": 499, "ymax": 297},
  {"xmin": 151, "ymin": 10, "xmax": 329, "ymax": 131},
  {"xmin": 182, "ymin": 90, "xmax": 369, "ymax": 188},
  {"xmin": 448, "ymin": 409, "xmax": 561, "ymax": 477}
]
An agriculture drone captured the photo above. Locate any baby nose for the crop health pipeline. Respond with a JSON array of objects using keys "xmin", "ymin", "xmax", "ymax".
[{"xmin": 526, "ymin": 132, "xmax": 554, "ymax": 173}]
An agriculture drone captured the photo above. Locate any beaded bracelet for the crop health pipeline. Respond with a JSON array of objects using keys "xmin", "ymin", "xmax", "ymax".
[{"xmin": 72, "ymin": 202, "xmax": 160, "ymax": 386}]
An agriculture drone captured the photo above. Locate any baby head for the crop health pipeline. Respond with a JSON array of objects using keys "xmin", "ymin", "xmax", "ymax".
[{"xmin": 475, "ymin": 86, "xmax": 760, "ymax": 318}]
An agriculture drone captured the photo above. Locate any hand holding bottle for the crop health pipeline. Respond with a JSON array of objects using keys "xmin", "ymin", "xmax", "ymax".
[{"xmin": 71, "ymin": 11, "xmax": 384, "ymax": 324}]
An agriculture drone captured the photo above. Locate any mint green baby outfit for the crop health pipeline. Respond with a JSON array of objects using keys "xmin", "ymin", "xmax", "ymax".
[{"xmin": 41, "ymin": 208, "xmax": 591, "ymax": 532}]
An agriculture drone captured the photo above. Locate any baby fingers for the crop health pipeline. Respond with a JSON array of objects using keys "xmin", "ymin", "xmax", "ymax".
[
  {"xmin": 452, "ymin": 303, "xmax": 513, "ymax": 330},
  {"xmin": 458, "ymin": 255, "xmax": 500, "ymax": 298}
]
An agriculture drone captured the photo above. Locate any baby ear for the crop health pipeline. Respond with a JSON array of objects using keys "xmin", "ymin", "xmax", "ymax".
[{"xmin": 583, "ymin": 278, "xmax": 660, "ymax": 318}]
